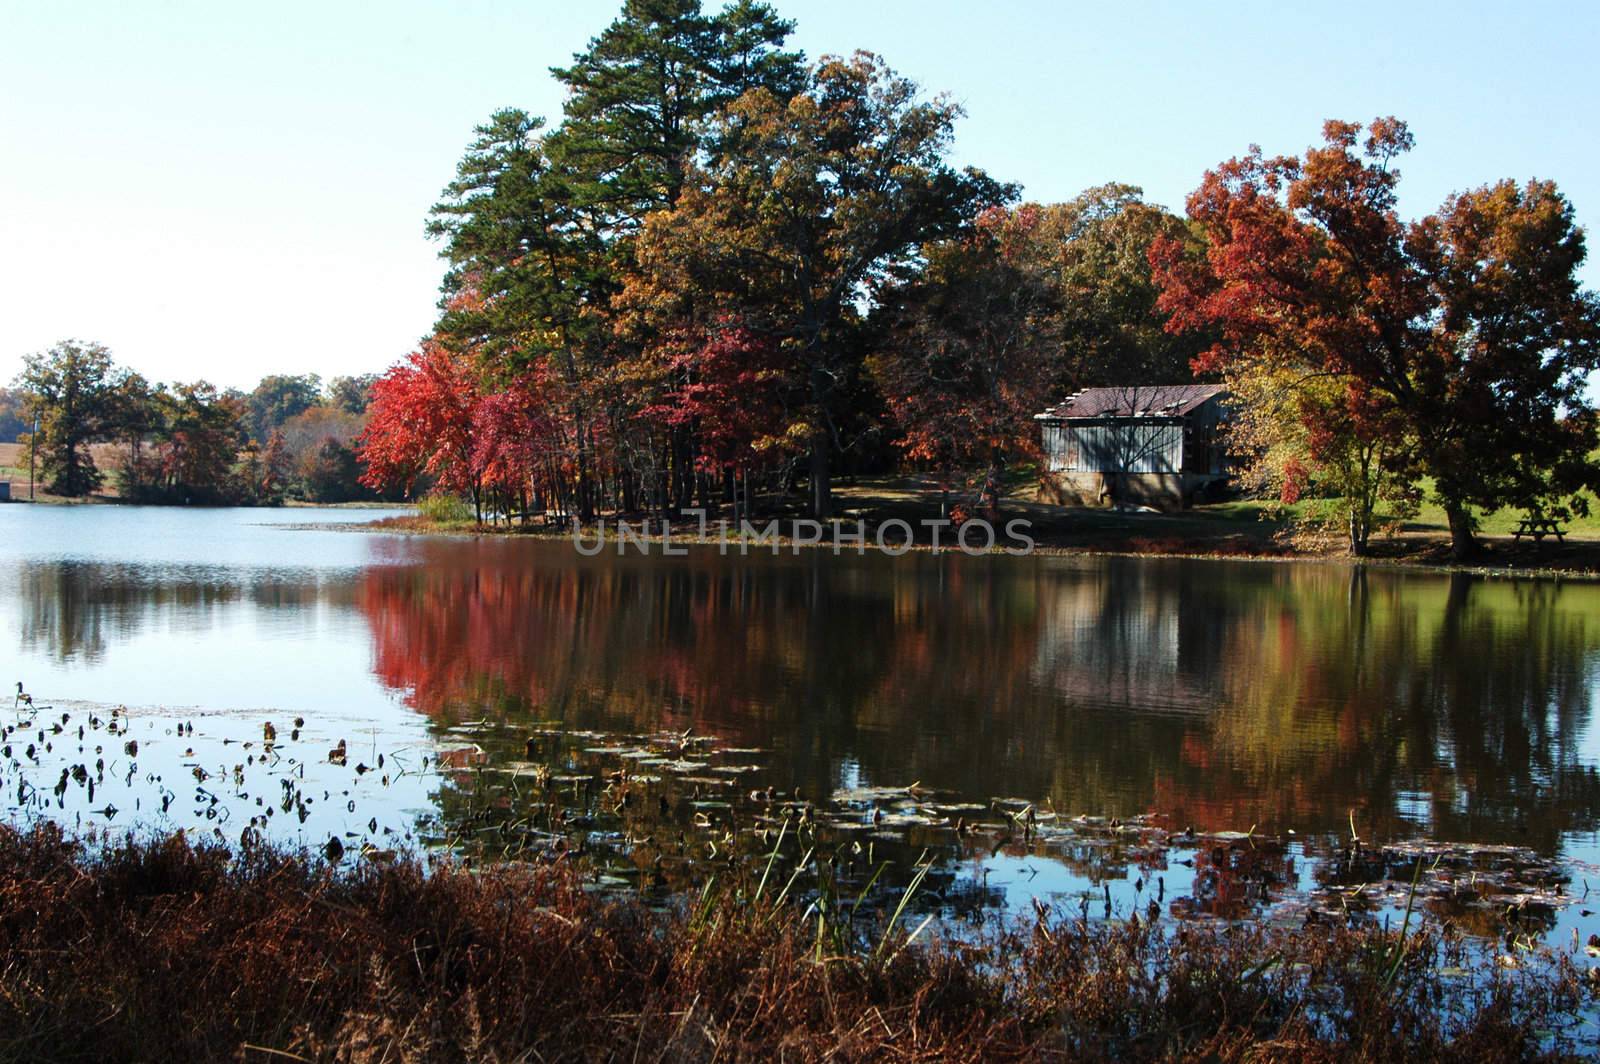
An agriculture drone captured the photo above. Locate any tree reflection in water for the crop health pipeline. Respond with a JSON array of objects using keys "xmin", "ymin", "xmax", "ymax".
[
  {"xmin": 355, "ymin": 542, "xmax": 1600, "ymax": 850},
  {"xmin": 11, "ymin": 538, "xmax": 1598, "ymax": 927}
]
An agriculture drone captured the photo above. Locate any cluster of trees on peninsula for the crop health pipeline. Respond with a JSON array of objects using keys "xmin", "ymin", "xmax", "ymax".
[
  {"xmin": 356, "ymin": 0, "xmax": 1210, "ymax": 527},
  {"xmin": 354, "ymin": 0, "xmax": 1600, "ymax": 558},
  {"xmin": 10, "ymin": 339, "xmax": 395, "ymax": 504}
]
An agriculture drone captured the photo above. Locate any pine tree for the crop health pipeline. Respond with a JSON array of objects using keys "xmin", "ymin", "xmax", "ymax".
[{"xmin": 549, "ymin": 0, "xmax": 802, "ymax": 231}]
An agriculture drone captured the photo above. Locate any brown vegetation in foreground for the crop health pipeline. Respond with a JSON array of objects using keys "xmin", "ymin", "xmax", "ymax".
[{"xmin": 0, "ymin": 824, "xmax": 1591, "ymax": 1062}]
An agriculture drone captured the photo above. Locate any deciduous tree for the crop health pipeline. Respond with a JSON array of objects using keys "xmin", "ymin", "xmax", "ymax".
[
  {"xmin": 0, "ymin": 388, "xmax": 28, "ymax": 443},
  {"xmin": 1222, "ymin": 357, "xmax": 1417, "ymax": 552},
  {"xmin": 17, "ymin": 340, "xmax": 125, "ymax": 497},
  {"xmin": 871, "ymin": 205, "xmax": 1058, "ymax": 513},
  {"xmin": 1036, "ymin": 184, "xmax": 1208, "ymax": 389},
  {"xmin": 327, "ymin": 374, "xmax": 379, "ymax": 415},
  {"xmin": 623, "ymin": 52, "xmax": 1007, "ymax": 517},
  {"xmin": 1153, "ymin": 118, "xmax": 1600, "ymax": 558},
  {"xmin": 154, "ymin": 382, "xmax": 246, "ymax": 503},
  {"xmin": 262, "ymin": 430, "xmax": 292, "ymax": 502},
  {"xmin": 246, "ymin": 374, "xmax": 322, "ymax": 444},
  {"xmin": 641, "ymin": 321, "xmax": 789, "ymax": 477},
  {"xmin": 360, "ymin": 340, "xmax": 484, "ymax": 516}
]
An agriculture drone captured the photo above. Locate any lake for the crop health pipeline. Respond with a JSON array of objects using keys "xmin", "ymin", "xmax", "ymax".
[{"xmin": 3, "ymin": 504, "xmax": 1597, "ymax": 935}]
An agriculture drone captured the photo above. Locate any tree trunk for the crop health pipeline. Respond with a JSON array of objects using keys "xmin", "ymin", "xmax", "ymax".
[
  {"xmin": 981, "ymin": 455, "xmax": 1002, "ymax": 520},
  {"xmin": 809, "ymin": 429, "xmax": 832, "ymax": 520},
  {"xmin": 1445, "ymin": 503, "xmax": 1476, "ymax": 561},
  {"xmin": 1348, "ymin": 507, "xmax": 1368, "ymax": 557},
  {"xmin": 575, "ymin": 418, "xmax": 595, "ymax": 522},
  {"xmin": 672, "ymin": 424, "xmax": 696, "ymax": 513}
]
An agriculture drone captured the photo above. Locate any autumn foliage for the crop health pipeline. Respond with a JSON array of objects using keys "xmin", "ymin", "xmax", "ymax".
[
  {"xmin": 348, "ymin": 2, "xmax": 1600, "ymax": 546},
  {"xmin": 1152, "ymin": 118, "xmax": 1600, "ymax": 556},
  {"xmin": 871, "ymin": 204, "xmax": 1058, "ymax": 507}
]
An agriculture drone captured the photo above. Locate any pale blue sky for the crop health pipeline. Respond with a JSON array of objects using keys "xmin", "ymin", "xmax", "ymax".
[{"xmin": 2, "ymin": 0, "xmax": 1597, "ymax": 390}]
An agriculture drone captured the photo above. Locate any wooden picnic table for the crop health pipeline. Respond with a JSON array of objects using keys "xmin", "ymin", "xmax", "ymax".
[{"xmin": 1513, "ymin": 517, "xmax": 1566, "ymax": 543}]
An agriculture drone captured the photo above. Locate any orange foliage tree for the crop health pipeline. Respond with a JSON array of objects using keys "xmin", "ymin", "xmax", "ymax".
[
  {"xmin": 1152, "ymin": 118, "xmax": 1600, "ymax": 558},
  {"xmin": 870, "ymin": 205, "xmax": 1058, "ymax": 513}
]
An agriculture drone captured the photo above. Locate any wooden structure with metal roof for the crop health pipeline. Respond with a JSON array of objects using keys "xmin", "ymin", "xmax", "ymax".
[{"xmin": 1034, "ymin": 384, "xmax": 1229, "ymax": 510}]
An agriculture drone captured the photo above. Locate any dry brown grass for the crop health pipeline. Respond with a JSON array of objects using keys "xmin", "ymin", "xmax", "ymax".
[
  {"xmin": 0, "ymin": 441, "xmax": 130, "ymax": 499},
  {"xmin": 0, "ymin": 823, "xmax": 1591, "ymax": 1063}
]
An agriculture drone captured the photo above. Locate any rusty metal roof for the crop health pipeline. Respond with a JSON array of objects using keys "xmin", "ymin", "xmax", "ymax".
[{"xmin": 1035, "ymin": 384, "xmax": 1226, "ymax": 420}]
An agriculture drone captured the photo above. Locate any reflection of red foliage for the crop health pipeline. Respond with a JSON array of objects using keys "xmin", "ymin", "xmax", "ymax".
[
  {"xmin": 356, "ymin": 545, "xmax": 1594, "ymax": 850},
  {"xmin": 359, "ymin": 547, "xmax": 781, "ymax": 740},
  {"xmin": 1173, "ymin": 840, "xmax": 1293, "ymax": 920}
]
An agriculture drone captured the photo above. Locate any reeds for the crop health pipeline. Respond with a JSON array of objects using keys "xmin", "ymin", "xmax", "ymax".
[{"xmin": 0, "ymin": 822, "xmax": 1589, "ymax": 1063}]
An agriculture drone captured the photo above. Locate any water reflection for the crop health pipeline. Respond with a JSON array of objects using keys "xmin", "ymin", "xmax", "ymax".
[
  {"xmin": 0, "ymin": 506, "xmax": 408, "ymax": 717},
  {"xmin": 356, "ymin": 541, "xmax": 1600, "ymax": 851},
  {"xmin": 7, "ymin": 510, "xmax": 1599, "ymax": 937},
  {"xmin": 16, "ymin": 560, "xmax": 341, "ymax": 663}
]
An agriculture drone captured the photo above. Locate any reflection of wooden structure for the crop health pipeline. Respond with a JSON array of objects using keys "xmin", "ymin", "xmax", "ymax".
[
  {"xmin": 1035, "ymin": 385, "xmax": 1229, "ymax": 510},
  {"xmin": 1028, "ymin": 570, "xmax": 1219, "ymax": 715}
]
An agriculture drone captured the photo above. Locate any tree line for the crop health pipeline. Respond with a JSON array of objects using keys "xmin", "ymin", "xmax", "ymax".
[
  {"xmin": 10, "ymin": 339, "xmax": 396, "ymax": 504},
  {"xmin": 357, "ymin": 0, "xmax": 1599, "ymax": 558},
  {"xmin": 15, "ymin": 1, "xmax": 1597, "ymax": 554}
]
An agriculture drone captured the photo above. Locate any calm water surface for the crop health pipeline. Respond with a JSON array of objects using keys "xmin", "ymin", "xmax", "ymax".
[{"xmin": 3, "ymin": 505, "xmax": 1598, "ymax": 933}]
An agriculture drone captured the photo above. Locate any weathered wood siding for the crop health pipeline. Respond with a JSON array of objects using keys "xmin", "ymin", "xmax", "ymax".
[{"xmin": 1044, "ymin": 420, "xmax": 1183, "ymax": 474}]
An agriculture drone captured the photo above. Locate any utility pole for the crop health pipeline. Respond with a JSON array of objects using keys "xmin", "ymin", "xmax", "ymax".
[{"xmin": 28, "ymin": 413, "xmax": 37, "ymax": 501}]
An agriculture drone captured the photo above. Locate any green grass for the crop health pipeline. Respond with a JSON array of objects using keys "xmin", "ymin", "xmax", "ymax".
[
  {"xmin": 1405, "ymin": 485, "xmax": 1600, "ymax": 538},
  {"xmin": 1187, "ymin": 482, "xmax": 1600, "ymax": 541},
  {"xmin": 415, "ymin": 493, "xmax": 476, "ymax": 525},
  {"xmin": 1002, "ymin": 452, "xmax": 1600, "ymax": 541}
]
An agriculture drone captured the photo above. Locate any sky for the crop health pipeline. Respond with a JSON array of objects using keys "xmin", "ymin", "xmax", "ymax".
[{"xmin": 2, "ymin": 0, "xmax": 1598, "ymax": 392}]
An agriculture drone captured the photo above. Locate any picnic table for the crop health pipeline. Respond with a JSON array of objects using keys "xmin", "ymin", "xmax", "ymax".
[
  {"xmin": 1513, "ymin": 517, "xmax": 1566, "ymax": 543},
  {"xmin": 542, "ymin": 512, "xmax": 573, "ymax": 532}
]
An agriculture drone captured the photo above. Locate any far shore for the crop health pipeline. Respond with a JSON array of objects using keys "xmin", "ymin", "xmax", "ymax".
[
  {"xmin": 355, "ymin": 473, "xmax": 1600, "ymax": 581},
  {"xmin": 8, "ymin": 456, "xmax": 1598, "ymax": 579}
]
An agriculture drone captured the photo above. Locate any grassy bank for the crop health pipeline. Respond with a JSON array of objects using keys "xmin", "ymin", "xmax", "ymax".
[
  {"xmin": 366, "ymin": 473, "xmax": 1600, "ymax": 578},
  {"xmin": 0, "ymin": 823, "xmax": 1591, "ymax": 1062}
]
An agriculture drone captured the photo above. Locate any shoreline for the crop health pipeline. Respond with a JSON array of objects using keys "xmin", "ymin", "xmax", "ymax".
[
  {"xmin": 353, "ymin": 512, "xmax": 1600, "ymax": 582},
  {"xmin": 9, "ymin": 487, "xmax": 1597, "ymax": 581}
]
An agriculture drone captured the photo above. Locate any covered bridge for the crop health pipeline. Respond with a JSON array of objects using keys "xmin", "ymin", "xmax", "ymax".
[{"xmin": 1034, "ymin": 384, "xmax": 1229, "ymax": 510}]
